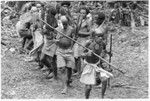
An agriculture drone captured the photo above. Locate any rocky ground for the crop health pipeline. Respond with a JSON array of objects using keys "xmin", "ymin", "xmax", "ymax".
[{"xmin": 1, "ymin": 25, "xmax": 148, "ymax": 99}]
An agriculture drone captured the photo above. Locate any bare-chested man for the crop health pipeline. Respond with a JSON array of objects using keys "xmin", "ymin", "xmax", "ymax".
[{"xmin": 55, "ymin": 16, "xmax": 75, "ymax": 94}]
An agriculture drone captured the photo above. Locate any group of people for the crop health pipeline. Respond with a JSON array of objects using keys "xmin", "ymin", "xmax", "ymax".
[{"xmin": 16, "ymin": 1, "xmax": 113, "ymax": 99}]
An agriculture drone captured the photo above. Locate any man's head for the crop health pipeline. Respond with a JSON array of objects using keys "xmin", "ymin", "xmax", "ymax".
[
  {"xmin": 61, "ymin": 1, "xmax": 70, "ymax": 9},
  {"xmin": 60, "ymin": 16, "xmax": 68, "ymax": 29},
  {"xmin": 30, "ymin": 6, "xmax": 38, "ymax": 13},
  {"xmin": 79, "ymin": 6, "xmax": 89, "ymax": 19},
  {"xmin": 60, "ymin": 7, "xmax": 69, "ymax": 15},
  {"xmin": 45, "ymin": 6, "xmax": 57, "ymax": 16},
  {"xmin": 95, "ymin": 12, "xmax": 105, "ymax": 25},
  {"xmin": 60, "ymin": 1, "xmax": 70, "ymax": 15},
  {"xmin": 36, "ymin": 3, "xmax": 42, "ymax": 11}
]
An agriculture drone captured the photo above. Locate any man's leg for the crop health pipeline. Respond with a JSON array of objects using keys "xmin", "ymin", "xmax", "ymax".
[
  {"xmin": 35, "ymin": 50, "xmax": 41, "ymax": 62},
  {"xmin": 23, "ymin": 37, "xmax": 30, "ymax": 54},
  {"xmin": 37, "ymin": 51, "xmax": 44, "ymax": 69},
  {"xmin": 22, "ymin": 37, "xmax": 26, "ymax": 49},
  {"xmin": 95, "ymin": 72, "xmax": 101, "ymax": 86},
  {"xmin": 66, "ymin": 54, "xmax": 75, "ymax": 86},
  {"xmin": 52, "ymin": 55, "xmax": 57, "ymax": 79},
  {"xmin": 40, "ymin": 54, "xmax": 53, "ymax": 78},
  {"xmin": 19, "ymin": 37, "xmax": 26, "ymax": 54},
  {"xmin": 59, "ymin": 67, "xmax": 68, "ymax": 94},
  {"xmin": 40, "ymin": 53, "xmax": 47, "ymax": 69},
  {"xmin": 101, "ymin": 79, "xmax": 108, "ymax": 98},
  {"xmin": 44, "ymin": 55, "xmax": 54, "ymax": 79},
  {"xmin": 73, "ymin": 58, "xmax": 78, "ymax": 73},
  {"xmin": 74, "ymin": 57, "xmax": 81, "ymax": 75},
  {"xmin": 85, "ymin": 85, "xmax": 92, "ymax": 99},
  {"xmin": 56, "ymin": 53, "xmax": 68, "ymax": 94},
  {"xmin": 66, "ymin": 67, "xmax": 72, "ymax": 87},
  {"xmin": 25, "ymin": 38, "xmax": 33, "ymax": 51}
]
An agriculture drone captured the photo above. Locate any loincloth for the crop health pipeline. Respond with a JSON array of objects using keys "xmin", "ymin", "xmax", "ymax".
[{"xmin": 80, "ymin": 60, "xmax": 113, "ymax": 85}]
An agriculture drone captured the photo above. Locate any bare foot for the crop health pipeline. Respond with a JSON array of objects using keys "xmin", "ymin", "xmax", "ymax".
[
  {"xmin": 61, "ymin": 87, "xmax": 67, "ymax": 94},
  {"xmin": 45, "ymin": 72, "xmax": 53, "ymax": 79}
]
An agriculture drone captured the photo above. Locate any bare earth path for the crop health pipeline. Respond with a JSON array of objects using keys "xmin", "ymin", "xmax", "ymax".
[{"xmin": 1, "ymin": 27, "xmax": 148, "ymax": 99}]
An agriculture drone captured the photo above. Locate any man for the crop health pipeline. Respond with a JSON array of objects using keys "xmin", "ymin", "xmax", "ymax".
[
  {"xmin": 55, "ymin": 16, "xmax": 75, "ymax": 94},
  {"xmin": 79, "ymin": 36, "xmax": 113, "ymax": 99},
  {"xmin": 24, "ymin": 6, "xmax": 43, "ymax": 61},
  {"xmin": 79, "ymin": 12, "xmax": 113, "ymax": 99},
  {"xmin": 16, "ymin": 6, "xmax": 38, "ymax": 54},
  {"xmin": 39, "ymin": 5, "xmax": 58, "ymax": 79},
  {"xmin": 57, "ymin": 1, "xmax": 73, "ymax": 28},
  {"xmin": 28, "ymin": 3, "xmax": 45, "ymax": 60},
  {"xmin": 73, "ymin": 6, "xmax": 93, "ymax": 75}
]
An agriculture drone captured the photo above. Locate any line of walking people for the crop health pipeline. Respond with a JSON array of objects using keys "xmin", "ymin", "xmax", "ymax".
[{"xmin": 16, "ymin": 1, "xmax": 113, "ymax": 99}]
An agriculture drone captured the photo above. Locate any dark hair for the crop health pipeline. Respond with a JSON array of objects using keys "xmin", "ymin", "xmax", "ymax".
[
  {"xmin": 59, "ymin": 7, "xmax": 67, "ymax": 15},
  {"xmin": 96, "ymin": 12, "xmax": 105, "ymax": 25},
  {"xmin": 46, "ymin": 6, "xmax": 57, "ymax": 16},
  {"xmin": 61, "ymin": 1, "xmax": 71, "ymax": 7},
  {"xmin": 45, "ymin": 7, "xmax": 58, "ymax": 31},
  {"xmin": 79, "ymin": 6, "xmax": 89, "ymax": 14},
  {"xmin": 56, "ymin": 3, "xmax": 61, "ymax": 13}
]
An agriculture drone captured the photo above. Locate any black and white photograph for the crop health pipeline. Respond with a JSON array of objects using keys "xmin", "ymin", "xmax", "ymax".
[{"xmin": 1, "ymin": 0, "xmax": 149, "ymax": 99}]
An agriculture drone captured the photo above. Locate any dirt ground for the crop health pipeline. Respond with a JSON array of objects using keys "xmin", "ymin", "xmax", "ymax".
[{"xmin": 1, "ymin": 26, "xmax": 148, "ymax": 99}]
